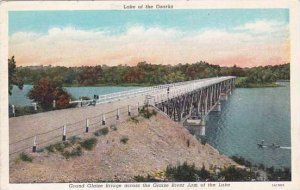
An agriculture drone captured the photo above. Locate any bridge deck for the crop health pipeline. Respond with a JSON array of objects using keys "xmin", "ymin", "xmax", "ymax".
[{"xmin": 9, "ymin": 76, "xmax": 234, "ymax": 156}]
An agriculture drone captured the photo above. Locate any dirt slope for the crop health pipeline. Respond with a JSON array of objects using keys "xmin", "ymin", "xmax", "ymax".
[{"xmin": 10, "ymin": 111, "xmax": 236, "ymax": 183}]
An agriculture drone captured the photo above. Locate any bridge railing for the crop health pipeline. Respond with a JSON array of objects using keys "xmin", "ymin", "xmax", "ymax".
[
  {"xmin": 150, "ymin": 76, "xmax": 236, "ymax": 103},
  {"xmin": 9, "ymin": 103, "xmax": 141, "ymax": 159},
  {"xmin": 69, "ymin": 76, "xmax": 235, "ymax": 106}
]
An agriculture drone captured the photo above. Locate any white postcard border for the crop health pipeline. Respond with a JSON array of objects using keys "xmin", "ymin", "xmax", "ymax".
[{"xmin": 0, "ymin": 1, "xmax": 299, "ymax": 190}]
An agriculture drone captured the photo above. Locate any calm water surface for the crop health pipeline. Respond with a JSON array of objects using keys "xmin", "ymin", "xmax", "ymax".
[
  {"xmin": 191, "ymin": 82, "xmax": 291, "ymax": 169},
  {"xmin": 9, "ymin": 85, "xmax": 141, "ymax": 106}
]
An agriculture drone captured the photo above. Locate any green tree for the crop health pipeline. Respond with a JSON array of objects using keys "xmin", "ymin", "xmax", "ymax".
[
  {"xmin": 28, "ymin": 78, "xmax": 71, "ymax": 110},
  {"xmin": 219, "ymin": 166, "xmax": 254, "ymax": 181},
  {"xmin": 8, "ymin": 56, "xmax": 23, "ymax": 95}
]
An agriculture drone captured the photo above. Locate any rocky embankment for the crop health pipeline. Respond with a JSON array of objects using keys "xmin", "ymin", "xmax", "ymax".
[{"xmin": 10, "ymin": 110, "xmax": 237, "ymax": 183}]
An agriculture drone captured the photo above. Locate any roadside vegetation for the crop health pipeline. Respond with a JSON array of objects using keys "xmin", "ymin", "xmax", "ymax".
[
  {"xmin": 230, "ymin": 156, "xmax": 291, "ymax": 181},
  {"xmin": 139, "ymin": 106, "xmax": 157, "ymax": 119},
  {"xmin": 120, "ymin": 136, "xmax": 129, "ymax": 144},
  {"xmin": 43, "ymin": 137, "xmax": 97, "ymax": 159},
  {"xmin": 128, "ymin": 116, "xmax": 139, "ymax": 124},
  {"xmin": 19, "ymin": 152, "xmax": 33, "ymax": 162},
  {"xmin": 94, "ymin": 127, "xmax": 109, "ymax": 137},
  {"xmin": 80, "ymin": 138, "xmax": 98, "ymax": 150},
  {"xmin": 133, "ymin": 157, "xmax": 291, "ymax": 182}
]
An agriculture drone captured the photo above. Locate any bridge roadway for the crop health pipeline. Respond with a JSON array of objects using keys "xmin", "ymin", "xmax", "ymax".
[{"xmin": 9, "ymin": 76, "xmax": 234, "ymax": 155}]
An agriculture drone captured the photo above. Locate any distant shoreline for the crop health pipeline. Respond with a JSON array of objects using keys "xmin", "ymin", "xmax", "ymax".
[
  {"xmin": 20, "ymin": 80, "xmax": 289, "ymax": 88},
  {"xmin": 21, "ymin": 83, "xmax": 151, "ymax": 87}
]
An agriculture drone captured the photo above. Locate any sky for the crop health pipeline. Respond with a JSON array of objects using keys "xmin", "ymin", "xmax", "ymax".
[{"xmin": 9, "ymin": 9, "xmax": 289, "ymax": 68}]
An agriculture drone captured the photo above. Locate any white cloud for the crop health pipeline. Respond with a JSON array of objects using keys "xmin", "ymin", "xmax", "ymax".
[
  {"xmin": 9, "ymin": 23, "xmax": 289, "ymax": 68},
  {"xmin": 234, "ymin": 19, "xmax": 288, "ymax": 34}
]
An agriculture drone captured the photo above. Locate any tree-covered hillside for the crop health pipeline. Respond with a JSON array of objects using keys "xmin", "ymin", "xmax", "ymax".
[{"xmin": 14, "ymin": 61, "xmax": 290, "ymax": 87}]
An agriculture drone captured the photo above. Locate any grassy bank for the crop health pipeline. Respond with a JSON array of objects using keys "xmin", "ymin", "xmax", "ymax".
[
  {"xmin": 135, "ymin": 156, "xmax": 291, "ymax": 182},
  {"xmin": 235, "ymin": 77, "xmax": 281, "ymax": 88}
]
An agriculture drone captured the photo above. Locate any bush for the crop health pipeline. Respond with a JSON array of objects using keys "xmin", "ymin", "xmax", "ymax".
[
  {"xmin": 120, "ymin": 136, "xmax": 129, "ymax": 144},
  {"xmin": 200, "ymin": 138, "xmax": 207, "ymax": 145},
  {"xmin": 166, "ymin": 162, "xmax": 212, "ymax": 182},
  {"xmin": 55, "ymin": 142, "xmax": 70, "ymax": 152},
  {"xmin": 45, "ymin": 142, "xmax": 71, "ymax": 153},
  {"xmin": 139, "ymin": 106, "xmax": 157, "ymax": 119},
  {"xmin": 80, "ymin": 138, "xmax": 97, "ymax": 150},
  {"xmin": 68, "ymin": 136, "xmax": 81, "ymax": 145},
  {"xmin": 266, "ymin": 167, "xmax": 291, "ymax": 181},
  {"xmin": 230, "ymin": 156, "xmax": 252, "ymax": 167},
  {"xmin": 110, "ymin": 124, "xmax": 117, "ymax": 131},
  {"xmin": 46, "ymin": 141, "xmax": 83, "ymax": 159},
  {"xmin": 134, "ymin": 175, "xmax": 160, "ymax": 182},
  {"xmin": 94, "ymin": 127, "xmax": 109, "ymax": 137},
  {"xmin": 166, "ymin": 162, "xmax": 199, "ymax": 181},
  {"xmin": 19, "ymin": 152, "xmax": 33, "ymax": 162},
  {"xmin": 46, "ymin": 144, "xmax": 56, "ymax": 153},
  {"xmin": 128, "ymin": 116, "xmax": 139, "ymax": 124},
  {"xmin": 62, "ymin": 146, "xmax": 82, "ymax": 159},
  {"xmin": 219, "ymin": 166, "xmax": 255, "ymax": 181}
]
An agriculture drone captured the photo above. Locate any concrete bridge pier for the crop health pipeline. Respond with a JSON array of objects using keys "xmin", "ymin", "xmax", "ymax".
[
  {"xmin": 200, "ymin": 126, "xmax": 206, "ymax": 136},
  {"xmin": 200, "ymin": 118, "xmax": 206, "ymax": 136},
  {"xmin": 200, "ymin": 118, "xmax": 206, "ymax": 126},
  {"xmin": 212, "ymin": 101, "xmax": 221, "ymax": 112},
  {"xmin": 220, "ymin": 93, "xmax": 228, "ymax": 101}
]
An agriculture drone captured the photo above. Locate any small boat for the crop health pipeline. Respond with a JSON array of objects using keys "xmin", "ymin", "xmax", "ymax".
[
  {"xmin": 257, "ymin": 143, "xmax": 264, "ymax": 148},
  {"xmin": 257, "ymin": 140, "xmax": 265, "ymax": 148},
  {"xmin": 270, "ymin": 143, "xmax": 280, "ymax": 149},
  {"xmin": 257, "ymin": 140, "xmax": 280, "ymax": 149}
]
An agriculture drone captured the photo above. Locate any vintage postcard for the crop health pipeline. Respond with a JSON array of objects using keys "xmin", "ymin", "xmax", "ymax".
[{"xmin": 0, "ymin": 0, "xmax": 300, "ymax": 190}]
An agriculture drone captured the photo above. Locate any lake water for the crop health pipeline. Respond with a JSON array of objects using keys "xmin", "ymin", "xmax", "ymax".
[
  {"xmin": 190, "ymin": 82, "xmax": 291, "ymax": 169},
  {"xmin": 10, "ymin": 83, "xmax": 291, "ymax": 169},
  {"xmin": 9, "ymin": 85, "xmax": 141, "ymax": 106}
]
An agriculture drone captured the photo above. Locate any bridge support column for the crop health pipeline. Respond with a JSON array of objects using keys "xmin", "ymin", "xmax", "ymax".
[
  {"xmin": 200, "ymin": 118, "xmax": 206, "ymax": 126},
  {"xmin": 212, "ymin": 101, "xmax": 221, "ymax": 112},
  {"xmin": 200, "ymin": 126, "xmax": 206, "ymax": 136},
  {"xmin": 220, "ymin": 94, "xmax": 228, "ymax": 101},
  {"xmin": 200, "ymin": 118, "xmax": 206, "ymax": 136},
  {"xmin": 205, "ymin": 92, "xmax": 208, "ymax": 115}
]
